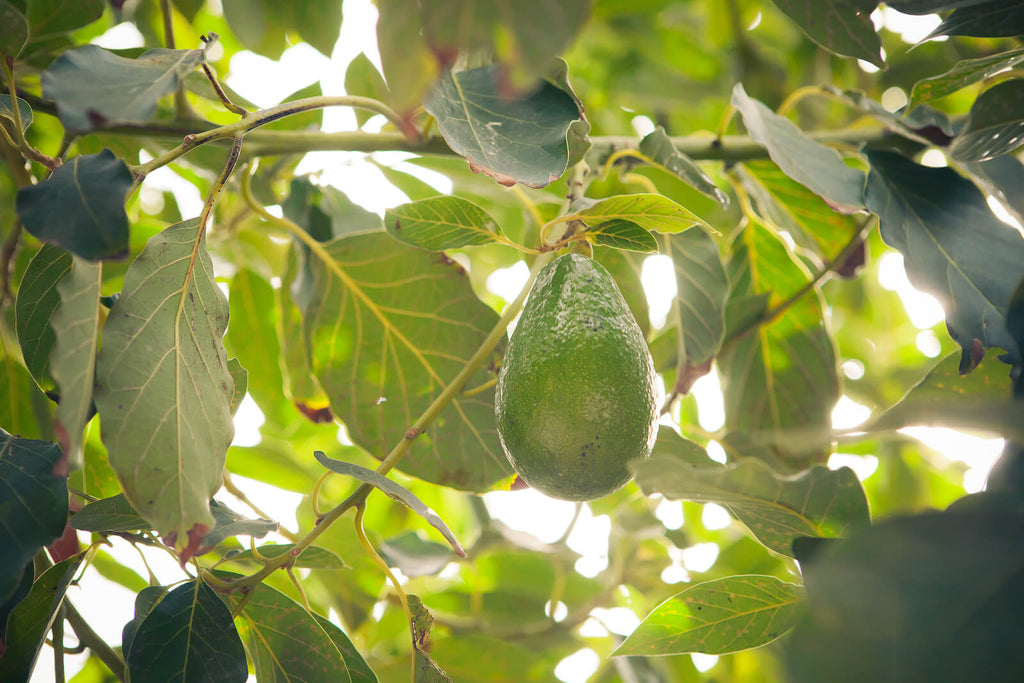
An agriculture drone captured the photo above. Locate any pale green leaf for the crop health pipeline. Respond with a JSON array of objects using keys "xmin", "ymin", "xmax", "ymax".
[
  {"xmin": 385, "ymin": 196, "xmax": 503, "ymax": 251},
  {"xmin": 910, "ymin": 48, "xmax": 1024, "ymax": 107},
  {"xmin": 94, "ymin": 219, "xmax": 235, "ymax": 545},
  {"xmin": 576, "ymin": 193, "xmax": 704, "ymax": 234},
  {"xmin": 586, "ymin": 219, "xmax": 658, "ymax": 253},
  {"xmin": 15, "ymin": 245, "xmax": 71, "ymax": 395},
  {"xmin": 0, "ymin": 95, "xmax": 32, "ymax": 133},
  {"xmin": 50, "ymin": 256, "xmax": 101, "ymax": 470},
  {"xmin": 227, "ymin": 544, "xmax": 348, "ymax": 570},
  {"xmin": 614, "ymin": 575, "xmax": 804, "ymax": 655}
]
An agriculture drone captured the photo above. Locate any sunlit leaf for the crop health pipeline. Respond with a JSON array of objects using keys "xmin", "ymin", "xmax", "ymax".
[
  {"xmin": 864, "ymin": 149, "xmax": 1024, "ymax": 372},
  {"xmin": 634, "ymin": 450, "xmax": 869, "ymax": 556},
  {"xmin": 951, "ymin": 78, "xmax": 1024, "ymax": 162},
  {"xmin": 0, "ymin": 555, "xmax": 82, "ymax": 682},
  {"xmin": 226, "ymin": 358, "xmax": 247, "ymax": 416},
  {"xmin": 16, "ymin": 150, "xmax": 132, "ymax": 260},
  {"xmin": 15, "ymin": 245, "xmax": 70, "ymax": 395},
  {"xmin": 409, "ymin": 595, "xmax": 452, "ymax": 683},
  {"xmin": 300, "ymin": 232, "xmax": 510, "ymax": 491},
  {"xmin": 345, "ymin": 52, "xmax": 390, "ymax": 127},
  {"xmin": 615, "ymin": 575, "xmax": 804, "ymax": 656},
  {"xmin": 125, "ymin": 580, "xmax": 247, "ymax": 683},
  {"xmin": 314, "ymin": 451, "xmax": 465, "ymax": 557},
  {"xmin": 586, "ymin": 219, "xmax": 658, "ymax": 252},
  {"xmin": 0, "ymin": 95, "xmax": 32, "ymax": 133},
  {"xmin": 0, "ymin": 432, "xmax": 68, "ymax": 605},
  {"xmin": 94, "ymin": 219, "xmax": 235, "ymax": 546},
  {"xmin": 576, "ymin": 193, "xmax": 704, "ymax": 234},
  {"xmin": 771, "ymin": 0, "xmax": 882, "ymax": 67},
  {"xmin": 50, "ymin": 256, "xmax": 101, "ymax": 469},
  {"xmin": 228, "ymin": 544, "xmax": 348, "ymax": 570},
  {"xmin": 385, "ymin": 196, "xmax": 504, "ymax": 250},
  {"xmin": 42, "ymin": 44, "xmax": 208, "ymax": 132},
  {"xmin": 717, "ymin": 221, "xmax": 839, "ymax": 462},
  {"xmin": 425, "ymin": 64, "xmax": 584, "ymax": 188},
  {"xmin": 732, "ymin": 84, "xmax": 865, "ymax": 212},
  {"xmin": 221, "ymin": 0, "xmax": 287, "ymax": 59},
  {"xmin": 926, "ymin": 0, "xmax": 1024, "ymax": 39},
  {"xmin": 910, "ymin": 48, "xmax": 1024, "ymax": 107},
  {"xmin": 376, "ymin": 0, "xmax": 439, "ymax": 115},
  {"xmin": 639, "ymin": 127, "xmax": 728, "ymax": 206},
  {"xmin": 230, "ymin": 580, "xmax": 357, "ymax": 683}
]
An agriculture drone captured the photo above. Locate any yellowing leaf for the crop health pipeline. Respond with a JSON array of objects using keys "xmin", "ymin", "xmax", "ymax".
[{"xmin": 577, "ymin": 193, "xmax": 704, "ymax": 234}]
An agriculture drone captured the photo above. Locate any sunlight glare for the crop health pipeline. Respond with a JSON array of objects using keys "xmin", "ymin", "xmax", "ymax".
[
  {"xmin": 641, "ymin": 255, "xmax": 677, "ymax": 330},
  {"xmin": 832, "ymin": 395, "xmax": 871, "ymax": 430},
  {"xmin": 655, "ymin": 498, "xmax": 684, "ymax": 530},
  {"xmin": 482, "ymin": 489, "xmax": 576, "ymax": 543},
  {"xmin": 589, "ymin": 607, "xmax": 640, "ymax": 636},
  {"xmin": 555, "ymin": 649, "xmax": 600, "ymax": 683},
  {"xmin": 877, "ymin": 252, "xmax": 945, "ymax": 329},
  {"xmin": 682, "ymin": 542, "xmax": 719, "ymax": 573},
  {"xmin": 231, "ymin": 394, "xmax": 265, "ymax": 447},
  {"xmin": 702, "ymin": 503, "xmax": 732, "ymax": 531},
  {"xmin": 692, "ymin": 653, "xmax": 719, "ymax": 673},
  {"xmin": 691, "ymin": 370, "xmax": 726, "ymax": 431},
  {"xmin": 487, "ymin": 260, "xmax": 531, "ymax": 304},
  {"xmin": 92, "ymin": 22, "xmax": 145, "ymax": 49},
  {"xmin": 828, "ymin": 453, "xmax": 880, "ymax": 480}
]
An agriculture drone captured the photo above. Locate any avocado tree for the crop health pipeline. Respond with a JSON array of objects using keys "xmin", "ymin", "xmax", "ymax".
[{"xmin": 2, "ymin": 1, "xmax": 1023, "ymax": 681}]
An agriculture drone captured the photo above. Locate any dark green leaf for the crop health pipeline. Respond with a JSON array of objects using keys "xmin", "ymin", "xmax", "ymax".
[
  {"xmin": 95, "ymin": 219, "xmax": 235, "ymax": 546},
  {"xmin": 199, "ymin": 500, "xmax": 277, "ymax": 550},
  {"xmin": 666, "ymin": 227, "xmax": 729, "ymax": 367},
  {"xmin": 385, "ymin": 196, "xmax": 504, "ymax": 250},
  {"xmin": 927, "ymin": 0, "xmax": 1024, "ymax": 39},
  {"xmin": 951, "ymin": 78, "xmax": 1024, "ymax": 162},
  {"xmin": 300, "ymin": 232, "xmax": 509, "ymax": 491},
  {"xmin": 968, "ymin": 153, "xmax": 1024, "ymax": 228},
  {"xmin": 16, "ymin": 150, "xmax": 132, "ymax": 260},
  {"xmin": 0, "ymin": 431, "xmax": 68, "ymax": 603},
  {"xmin": 25, "ymin": 0, "xmax": 104, "ymax": 45},
  {"xmin": 886, "ymin": 0, "xmax": 993, "ymax": 12},
  {"xmin": 576, "ymin": 193, "xmax": 704, "ymax": 233},
  {"xmin": 172, "ymin": 0, "xmax": 204, "ymax": 20},
  {"xmin": 425, "ymin": 64, "xmax": 584, "ymax": 188},
  {"xmin": 0, "ymin": 1, "xmax": 27, "ymax": 56},
  {"xmin": 864, "ymin": 149, "xmax": 1024, "ymax": 372},
  {"xmin": 227, "ymin": 544, "xmax": 348, "ymax": 570},
  {"xmin": 314, "ymin": 451, "xmax": 465, "ymax": 557},
  {"xmin": 639, "ymin": 127, "xmax": 728, "ymax": 206},
  {"xmin": 771, "ymin": 0, "xmax": 882, "ymax": 67},
  {"xmin": 380, "ymin": 531, "xmax": 455, "ymax": 578},
  {"xmin": 15, "ymin": 245, "xmax": 71, "ymax": 394},
  {"xmin": 0, "ymin": 95, "xmax": 32, "ymax": 133},
  {"xmin": 71, "ymin": 493, "xmax": 147, "ymax": 532},
  {"xmin": 717, "ymin": 221, "xmax": 839, "ymax": 462},
  {"xmin": 732, "ymin": 84, "xmax": 865, "ymax": 211},
  {"xmin": 785, "ymin": 503, "xmax": 1024, "ymax": 683},
  {"xmin": 0, "ymin": 563, "xmax": 32, "ymax": 649},
  {"xmin": 227, "ymin": 358, "xmax": 247, "ymax": 417},
  {"xmin": 910, "ymin": 48, "xmax": 1024, "ymax": 106},
  {"xmin": 634, "ymin": 452, "xmax": 869, "ymax": 556},
  {"xmin": 231, "ymin": 581, "xmax": 357, "ymax": 683},
  {"xmin": 125, "ymin": 580, "xmax": 247, "ymax": 683},
  {"xmin": 50, "ymin": 256, "xmax": 101, "ymax": 469},
  {"xmin": 586, "ymin": 219, "xmax": 659, "ymax": 252},
  {"xmin": 614, "ymin": 575, "xmax": 804, "ymax": 656},
  {"xmin": 0, "ymin": 555, "xmax": 82, "ymax": 682},
  {"xmin": 42, "ymin": 44, "xmax": 207, "ymax": 132},
  {"xmin": 868, "ymin": 349, "xmax": 1023, "ymax": 440},
  {"xmin": 121, "ymin": 586, "xmax": 168, "ymax": 660}
]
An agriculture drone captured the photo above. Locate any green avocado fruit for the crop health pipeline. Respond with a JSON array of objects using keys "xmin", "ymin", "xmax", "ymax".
[{"xmin": 494, "ymin": 253, "xmax": 659, "ymax": 501}]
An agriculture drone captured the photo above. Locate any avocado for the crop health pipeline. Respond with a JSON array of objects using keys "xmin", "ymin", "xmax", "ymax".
[{"xmin": 494, "ymin": 253, "xmax": 659, "ymax": 501}]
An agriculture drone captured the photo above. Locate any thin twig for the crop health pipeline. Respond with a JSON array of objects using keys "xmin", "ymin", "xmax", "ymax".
[{"xmin": 64, "ymin": 601, "xmax": 126, "ymax": 681}]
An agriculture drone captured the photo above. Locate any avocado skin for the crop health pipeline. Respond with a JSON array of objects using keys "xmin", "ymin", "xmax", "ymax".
[{"xmin": 494, "ymin": 254, "xmax": 659, "ymax": 501}]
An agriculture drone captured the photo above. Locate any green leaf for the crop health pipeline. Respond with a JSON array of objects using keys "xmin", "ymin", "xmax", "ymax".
[
  {"xmin": 385, "ymin": 196, "xmax": 504, "ymax": 250},
  {"xmin": 868, "ymin": 349, "xmax": 1023, "ymax": 440},
  {"xmin": 379, "ymin": 531, "xmax": 456, "ymax": 578},
  {"xmin": 409, "ymin": 595, "xmax": 451, "ymax": 683},
  {"xmin": 634, "ymin": 453, "xmax": 869, "ymax": 557},
  {"xmin": 345, "ymin": 53, "xmax": 390, "ymax": 127},
  {"xmin": 0, "ymin": 1, "xmax": 27, "ymax": 57},
  {"xmin": 666, "ymin": 227, "xmax": 729, "ymax": 367},
  {"xmin": 576, "ymin": 193, "xmax": 704, "ymax": 234},
  {"xmin": 42, "ymin": 44, "xmax": 207, "ymax": 132},
  {"xmin": 285, "ymin": 0, "xmax": 342, "ymax": 57},
  {"xmin": 121, "ymin": 585, "xmax": 168, "ymax": 660},
  {"xmin": 717, "ymin": 221, "xmax": 839, "ymax": 462},
  {"xmin": 732, "ymin": 84, "xmax": 866, "ymax": 212},
  {"xmin": 431, "ymin": 634, "xmax": 559, "ymax": 683},
  {"xmin": 864, "ymin": 149, "xmax": 1024, "ymax": 372},
  {"xmin": 771, "ymin": 0, "xmax": 882, "ymax": 67},
  {"xmin": 586, "ymin": 219, "xmax": 659, "ymax": 252},
  {"xmin": 639, "ymin": 127, "xmax": 728, "ymax": 206},
  {"xmin": 25, "ymin": 0, "xmax": 104, "ymax": 46},
  {"xmin": 282, "ymin": 177, "xmax": 381, "ymax": 241},
  {"xmin": 0, "ymin": 564, "xmax": 32, "ymax": 652},
  {"xmin": 910, "ymin": 48, "xmax": 1024, "ymax": 107},
  {"xmin": 313, "ymin": 614, "xmax": 379, "ymax": 683},
  {"xmin": 15, "ymin": 245, "xmax": 71, "ymax": 395},
  {"xmin": 951, "ymin": 78, "xmax": 1024, "ymax": 162},
  {"xmin": 614, "ymin": 575, "xmax": 804, "ymax": 656},
  {"xmin": 199, "ymin": 500, "xmax": 277, "ymax": 550},
  {"xmin": 785, "ymin": 501, "xmax": 1024, "ymax": 683},
  {"xmin": 227, "ymin": 358, "xmax": 247, "ymax": 416},
  {"xmin": 926, "ymin": 0, "xmax": 1024, "ymax": 39},
  {"xmin": 300, "ymin": 232, "xmax": 510, "ymax": 491},
  {"xmin": 231, "ymin": 580, "xmax": 358, "ymax": 683},
  {"xmin": 314, "ymin": 451, "xmax": 466, "ymax": 557},
  {"xmin": 0, "ymin": 431, "xmax": 68, "ymax": 602},
  {"xmin": 125, "ymin": 580, "xmax": 247, "ymax": 683},
  {"xmin": 885, "ymin": 0, "xmax": 992, "ymax": 12},
  {"xmin": 376, "ymin": 0, "xmax": 439, "ymax": 115},
  {"xmin": 70, "ymin": 493, "xmax": 147, "ymax": 532},
  {"xmin": 0, "ymin": 555, "xmax": 82, "ymax": 682},
  {"xmin": 15, "ymin": 150, "xmax": 132, "ymax": 260},
  {"xmin": 50, "ymin": 256, "xmax": 101, "ymax": 469},
  {"xmin": 742, "ymin": 160, "xmax": 863, "ymax": 259},
  {"xmin": 221, "ymin": 0, "xmax": 287, "ymax": 59},
  {"xmin": 94, "ymin": 219, "xmax": 235, "ymax": 546},
  {"xmin": 424, "ymin": 64, "xmax": 584, "ymax": 188},
  {"xmin": 0, "ymin": 95, "xmax": 32, "ymax": 133},
  {"xmin": 967, "ymin": 153, "xmax": 1024, "ymax": 228},
  {"xmin": 227, "ymin": 544, "xmax": 348, "ymax": 570}
]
